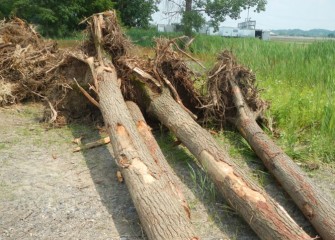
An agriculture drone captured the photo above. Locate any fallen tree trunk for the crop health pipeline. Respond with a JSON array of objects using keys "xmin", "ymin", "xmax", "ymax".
[
  {"xmin": 98, "ymin": 69, "xmax": 197, "ymax": 240},
  {"xmin": 126, "ymin": 101, "xmax": 191, "ymax": 218},
  {"xmin": 230, "ymin": 79, "xmax": 335, "ymax": 240},
  {"xmin": 143, "ymin": 88, "xmax": 311, "ymax": 240},
  {"xmin": 78, "ymin": 12, "xmax": 197, "ymax": 240},
  {"xmin": 205, "ymin": 50, "xmax": 334, "ymax": 239}
]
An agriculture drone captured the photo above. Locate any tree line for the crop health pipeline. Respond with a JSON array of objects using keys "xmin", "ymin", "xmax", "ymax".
[
  {"xmin": 0, "ymin": 0, "xmax": 159, "ymax": 37},
  {"xmin": 0, "ymin": 0, "xmax": 267, "ymax": 37}
]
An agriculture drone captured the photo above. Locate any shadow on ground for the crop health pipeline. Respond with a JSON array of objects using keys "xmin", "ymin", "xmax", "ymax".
[
  {"xmin": 69, "ymin": 119, "xmax": 322, "ymax": 239},
  {"xmin": 69, "ymin": 121, "xmax": 261, "ymax": 239},
  {"xmin": 69, "ymin": 124, "xmax": 146, "ymax": 239}
]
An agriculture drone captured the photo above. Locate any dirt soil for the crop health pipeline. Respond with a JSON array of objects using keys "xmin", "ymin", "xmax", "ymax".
[{"xmin": 1, "ymin": 103, "xmax": 334, "ymax": 240}]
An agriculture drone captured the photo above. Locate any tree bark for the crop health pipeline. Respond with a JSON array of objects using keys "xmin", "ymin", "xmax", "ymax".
[
  {"xmin": 145, "ymin": 88, "xmax": 312, "ymax": 240},
  {"xmin": 184, "ymin": 0, "xmax": 193, "ymax": 37},
  {"xmin": 126, "ymin": 101, "xmax": 191, "ymax": 218},
  {"xmin": 97, "ymin": 71, "xmax": 197, "ymax": 240},
  {"xmin": 230, "ymin": 80, "xmax": 335, "ymax": 240},
  {"xmin": 81, "ymin": 13, "xmax": 198, "ymax": 240}
]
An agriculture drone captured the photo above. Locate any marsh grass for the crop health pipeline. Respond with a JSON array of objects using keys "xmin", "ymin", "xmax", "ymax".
[{"xmin": 127, "ymin": 28, "xmax": 335, "ymax": 163}]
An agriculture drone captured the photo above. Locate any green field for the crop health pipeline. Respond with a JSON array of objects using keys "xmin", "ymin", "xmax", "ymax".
[{"xmin": 126, "ymin": 28, "xmax": 335, "ymax": 164}]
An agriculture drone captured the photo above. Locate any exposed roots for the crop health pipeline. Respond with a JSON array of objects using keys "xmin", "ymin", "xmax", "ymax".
[
  {"xmin": 0, "ymin": 18, "xmax": 59, "ymax": 102},
  {"xmin": 0, "ymin": 14, "xmax": 269, "ymax": 129},
  {"xmin": 204, "ymin": 50, "xmax": 268, "ymax": 127},
  {"xmin": 81, "ymin": 11, "xmax": 132, "ymax": 61},
  {"xmin": 0, "ymin": 78, "xmax": 17, "ymax": 105},
  {"xmin": 79, "ymin": 11, "xmax": 202, "ymax": 118},
  {"xmin": 0, "ymin": 17, "xmax": 62, "ymax": 104},
  {"xmin": 0, "ymin": 17, "xmax": 102, "ymax": 124},
  {"xmin": 151, "ymin": 37, "xmax": 203, "ymax": 117}
]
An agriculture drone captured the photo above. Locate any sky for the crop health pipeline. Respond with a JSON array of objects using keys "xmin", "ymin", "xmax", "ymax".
[{"xmin": 152, "ymin": 0, "xmax": 335, "ymax": 30}]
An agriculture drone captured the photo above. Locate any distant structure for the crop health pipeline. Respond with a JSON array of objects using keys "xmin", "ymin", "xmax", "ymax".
[
  {"xmin": 157, "ymin": 18, "xmax": 270, "ymax": 40},
  {"xmin": 157, "ymin": 24, "xmax": 176, "ymax": 33},
  {"xmin": 200, "ymin": 18, "xmax": 270, "ymax": 40},
  {"xmin": 238, "ymin": 18, "xmax": 256, "ymax": 29}
]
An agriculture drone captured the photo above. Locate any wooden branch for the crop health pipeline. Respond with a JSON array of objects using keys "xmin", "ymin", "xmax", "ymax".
[
  {"xmin": 124, "ymin": 61, "xmax": 197, "ymax": 120},
  {"xmin": 172, "ymin": 42, "xmax": 206, "ymax": 70},
  {"xmin": 161, "ymin": 76, "xmax": 197, "ymax": 120},
  {"xmin": 73, "ymin": 78, "xmax": 100, "ymax": 108},
  {"xmin": 124, "ymin": 61, "xmax": 162, "ymax": 88},
  {"xmin": 46, "ymin": 99, "xmax": 58, "ymax": 123},
  {"xmin": 73, "ymin": 136, "xmax": 110, "ymax": 152},
  {"xmin": 29, "ymin": 90, "xmax": 57, "ymax": 123}
]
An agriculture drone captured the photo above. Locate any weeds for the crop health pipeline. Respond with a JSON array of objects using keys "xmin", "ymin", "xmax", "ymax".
[
  {"xmin": 187, "ymin": 162, "xmax": 217, "ymax": 201},
  {"xmin": 126, "ymin": 28, "xmax": 335, "ymax": 163},
  {"xmin": 126, "ymin": 28, "xmax": 182, "ymax": 47}
]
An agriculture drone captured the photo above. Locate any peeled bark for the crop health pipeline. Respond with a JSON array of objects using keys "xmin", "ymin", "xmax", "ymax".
[
  {"xmin": 126, "ymin": 101, "xmax": 191, "ymax": 218},
  {"xmin": 145, "ymin": 88, "xmax": 312, "ymax": 240},
  {"xmin": 230, "ymin": 80, "xmax": 335, "ymax": 240}
]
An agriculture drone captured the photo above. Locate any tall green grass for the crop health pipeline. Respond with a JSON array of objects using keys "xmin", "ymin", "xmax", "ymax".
[
  {"xmin": 126, "ymin": 29, "xmax": 335, "ymax": 163},
  {"xmin": 126, "ymin": 28, "xmax": 183, "ymax": 47},
  {"xmin": 224, "ymin": 39, "xmax": 335, "ymax": 162}
]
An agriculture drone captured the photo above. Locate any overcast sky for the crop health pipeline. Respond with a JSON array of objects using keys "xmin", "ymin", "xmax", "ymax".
[{"xmin": 152, "ymin": 0, "xmax": 335, "ymax": 30}]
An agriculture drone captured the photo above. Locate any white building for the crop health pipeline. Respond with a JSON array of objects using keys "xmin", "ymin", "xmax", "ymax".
[
  {"xmin": 157, "ymin": 20, "xmax": 270, "ymax": 40},
  {"xmin": 200, "ymin": 19, "xmax": 270, "ymax": 40}
]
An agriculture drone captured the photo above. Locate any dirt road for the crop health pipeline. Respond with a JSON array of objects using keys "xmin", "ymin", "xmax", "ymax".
[{"xmin": 1, "ymin": 103, "xmax": 334, "ymax": 239}]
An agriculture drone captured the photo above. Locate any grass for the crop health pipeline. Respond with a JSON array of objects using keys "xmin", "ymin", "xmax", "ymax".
[
  {"xmin": 0, "ymin": 142, "xmax": 6, "ymax": 150},
  {"xmin": 126, "ymin": 27, "xmax": 183, "ymax": 47},
  {"xmin": 54, "ymin": 32, "xmax": 86, "ymax": 48},
  {"xmin": 154, "ymin": 129, "xmax": 241, "ymax": 230},
  {"xmin": 224, "ymin": 39, "xmax": 335, "ymax": 163},
  {"xmin": 127, "ymin": 29, "xmax": 335, "ymax": 164}
]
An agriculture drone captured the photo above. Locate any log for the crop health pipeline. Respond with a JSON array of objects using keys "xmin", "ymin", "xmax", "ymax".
[
  {"xmin": 229, "ymin": 79, "xmax": 335, "ymax": 240},
  {"xmin": 144, "ymin": 88, "xmax": 312, "ymax": 240},
  {"xmin": 126, "ymin": 101, "xmax": 191, "ymax": 218},
  {"xmin": 98, "ymin": 70, "xmax": 197, "ymax": 240},
  {"xmin": 80, "ymin": 13, "xmax": 197, "ymax": 240}
]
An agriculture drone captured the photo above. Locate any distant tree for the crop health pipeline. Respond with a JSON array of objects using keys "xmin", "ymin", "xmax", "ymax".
[
  {"xmin": 0, "ymin": 0, "xmax": 13, "ymax": 18},
  {"xmin": 115, "ymin": 0, "xmax": 160, "ymax": 28},
  {"xmin": 0, "ymin": 0, "xmax": 115, "ymax": 37},
  {"xmin": 165, "ymin": 0, "xmax": 267, "ymax": 36},
  {"xmin": 328, "ymin": 33, "xmax": 335, "ymax": 38}
]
